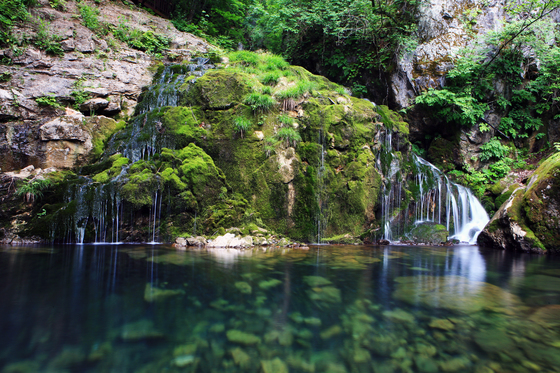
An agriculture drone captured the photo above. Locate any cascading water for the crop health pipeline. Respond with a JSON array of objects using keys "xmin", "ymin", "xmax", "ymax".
[
  {"xmin": 377, "ymin": 130, "xmax": 489, "ymax": 244},
  {"xmin": 56, "ymin": 59, "xmax": 213, "ymax": 244},
  {"xmin": 316, "ymin": 129, "xmax": 327, "ymax": 244}
]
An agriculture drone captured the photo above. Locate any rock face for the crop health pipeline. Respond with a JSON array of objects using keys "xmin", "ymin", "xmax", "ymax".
[
  {"xmin": 0, "ymin": 0, "xmax": 210, "ymax": 172},
  {"xmin": 391, "ymin": 0, "xmax": 506, "ymax": 109},
  {"xmin": 478, "ymin": 153, "xmax": 560, "ymax": 253}
]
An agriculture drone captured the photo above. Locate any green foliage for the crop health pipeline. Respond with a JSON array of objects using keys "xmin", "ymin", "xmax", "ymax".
[
  {"xmin": 16, "ymin": 178, "xmax": 52, "ymax": 203},
  {"xmin": 479, "ymin": 139, "xmax": 510, "ymax": 162},
  {"xmin": 114, "ymin": 18, "xmax": 170, "ymax": 54},
  {"xmin": 0, "ymin": 0, "xmax": 32, "ymax": 47},
  {"xmin": 233, "ymin": 116, "xmax": 252, "ymax": 138},
  {"xmin": 71, "ymin": 77, "xmax": 90, "ymax": 109},
  {"xmin": 275, "ymin": 127, "xmax": 302, "ymax": 147},
  {"xmin": 244, "ymin": 92, "xmax": 276, "ymax": 113},
  {"xmin": 35, "ymin": 94, "xmax": 63, "ymax": 109},
  {"xmin": 171, "ymin": 0, "xmax": 249, "ymax": 49},
  {"xmin": 34, "ymin": 17, "xmax": 64, "ymax": 56},
  {"xmin": 275, "ymin": 81, "xmax": 316, "ymax": 100},
  {"xmin": 555, "ymin": 142, "xmax": 560, "ymax": 152},
  {"xmin": 79, "ymin": 4, "xmax": 105, "ymax": 34},
  {"xmin": 48, "ymin": 0, "xmax": 66, "ymax": 11}
]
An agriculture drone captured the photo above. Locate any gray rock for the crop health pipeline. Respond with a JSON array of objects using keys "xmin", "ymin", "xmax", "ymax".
[
  {"xmin": 186, "ymin": 236, "xmax": 207, "ymax": 246},
  {"xmin": 175, "ymin": 237, "xmax": 187, "ymax": 246},
  {"xmin": 80, "ymin": 98, "xmax": 110, "ymax": 113}
]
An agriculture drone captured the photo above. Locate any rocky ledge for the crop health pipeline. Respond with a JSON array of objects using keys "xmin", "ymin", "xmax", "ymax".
[{"xmin": 478, "ymin": 152, "xmax": 560, "ymax": 253}]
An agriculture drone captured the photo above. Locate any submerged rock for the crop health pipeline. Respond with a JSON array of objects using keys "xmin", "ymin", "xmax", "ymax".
[
  {"xmin": 382, "ymin": 308, "xmax": 416, "ymax": 324},
  {"xmin": 231, "ymin": 348, "xmax": 251, "ymax": 368},
  {"xmin": 308, "ymin": 286, "xmax": 342, "ymax": 304},
  {"xmin": 304, "ymin": 276, "xmax": 332, "ymax": 287},
  {"xmin": 120, "ymin": 320, "xmax": 164, "ymax": 341},
  {"xmin": 143, "ymin": 283, "xmax": 185, "ymax": 302},
  {"xmin": 428, "ymin": 318, "xmax": 455, "ymax": 331},
  {"xmin": 393, "ymin": 275, "xmax": 524, "ymax": 314},
  {"xmin": 529, "ymin": 305, "xmax": 560, "ymax": 325},
  {"xmin": 261, "ymin": 357, "xmax": 289, "ymax": 373},
  {"xmin": 172, "ymin": 355, "xmax": 196, "ymax": 367},
  {"xmin": 226, "ymin": 330, "xmax": 262, "ymax": 345},
  {"xmin": 235, "ymin": 281, "xmax": 252, "ymax": 294}
]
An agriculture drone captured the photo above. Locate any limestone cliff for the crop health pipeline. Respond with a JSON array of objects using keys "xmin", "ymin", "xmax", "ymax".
[{"xmin": 0, "ymin": 0, "xmax": 210, "ymax": 172}]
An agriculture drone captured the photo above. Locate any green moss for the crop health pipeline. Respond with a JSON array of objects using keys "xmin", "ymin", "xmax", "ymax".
[
  {"xmin": 184, "ymin": 70, "xmax": 257, "ymax": 109},
  {"xmin": 376, "ymin": 105, "xmax": 409, "ymax": 136},
  {"xmin": 88, "ymin": 118, "xmax": 126, "ymax": 160},
  {"xmin": 427, "ymin": 137, "xmax": 456, "ymax": 172}
]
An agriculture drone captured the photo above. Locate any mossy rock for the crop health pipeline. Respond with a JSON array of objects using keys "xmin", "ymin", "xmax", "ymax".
[
  {"xmin": 407, "ymin": 222, "xmax": 448, "ymax": 244},
  {"xmin": 427, "ymin": 137, "xmax": 457, "ymax": 172},
  {"xmin": 183, "ymin": 70, "xmax": 256, "ymax": 109},
  {"xmin": 376, "ymin": 105, "xmax": 409, "ymax": 136}
]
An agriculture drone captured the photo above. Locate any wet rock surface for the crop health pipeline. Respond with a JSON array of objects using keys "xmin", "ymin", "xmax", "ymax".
[
  {"xmin": 478, "ymin": 152, "xmax": 560, "ymax": 253},
  {"xmin": 0, "ymin": 0, "xmax": 210, "ymax": 172}
]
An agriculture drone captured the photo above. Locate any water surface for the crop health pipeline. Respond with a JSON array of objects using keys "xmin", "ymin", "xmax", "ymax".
[{"xmin": 1, "ymin": 244, "xmax": 559, "ymax": 372}]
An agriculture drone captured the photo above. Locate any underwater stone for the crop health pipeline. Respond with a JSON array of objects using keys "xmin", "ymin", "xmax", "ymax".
[
  {"xmin": 382, "ymin": 309, "xmax": 415, "ymax": 324},
  {"xmin": 414, "ymin": 355, "xmax": 438, "ymax": 373},
  {"xmin": 235, "ymin": 281, "xmax": 252, "ymax": 294},
  {"xmin": 261, "ymin": 357, "xmax": 289, "ymax": 373},
  {"xmin": 173, "ymin": 355, "xmax": 196, "ymax": 367},
  {"xmin": 393, "ymin": 275, "xmax": 524, "ymax": 314},
  {"xmin": 304, "ymin": 317, "xmax": 322, "ymax": 326},
  {"xmin": 144, "ymin": 283, "xmax": 185, "ymax": 302},
  {"xmin": 304, "ymin": 276, "xmax": 332, "ymax": 287},
  {"xmin": 353, "ymin": 348, "xmax": 371, "ymax": 363},
  {"xmin": 48, "ymin": 346, "xmax": 86, "ymax": 369},
  {"xmin": 1, "ymin": 361, "xmax": 40, "ymax": 373},
  {"xmin": 308, "ymin": 286, "xmax": 342, "ymax": 304},
  {"xmin": 87, "ymin": 342, "xmax": 112, "ymax": 362},
  {"xmin": 320, "ymin": 325, "xmax": 343, "ymax": 339},
  {"xmin": 428, "ymin": 318, "xmax": 455, "ymax": 331},
  {"xmin": 258, "ymin": 279, "xmax": 282, "ymax": 290},
  {"xmin": 439, "ymin": 357, "xmax": 471, "ymax": 372},
  {"xmin": 120, "ymin": 320, "xmax": 164, "ymax": 341},
  {"xmin": 210, "ymin": 323, "xmax": 225, "ymax": 333},
  {"xmin": 226, "ymin": 330, "xmax": 262, "ymax": 345},
  {"xmin": 473, "ymin": 329, "xmax": 514, "ymax": 354},
  {"xmin": 528, "ymin": 305, "xmax": 560, "ymax": 325},
  {"xmin": 174, "ymin": 344, "xmax": 198, "ymax": 357},
  {"xmin": 231, "ymin": 348, "xmax": 251, "ymax": 368}
]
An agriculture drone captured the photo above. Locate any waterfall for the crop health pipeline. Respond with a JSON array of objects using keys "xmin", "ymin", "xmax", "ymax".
[
  {"xmin": 56, "ymin": 59, "xmax": 214, "ymax": 244},
  {"xmin": 377, "ymin": 130, "xmax": 489, "ymax": 244},
  {"xmin": 316, "ymin": 129, "xmax": 327, "ymax": 243}
]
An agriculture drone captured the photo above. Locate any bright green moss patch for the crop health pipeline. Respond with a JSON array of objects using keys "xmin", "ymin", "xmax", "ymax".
[
  {"xmin": 376, "ymin": 105, "xmax": 409, "ymax": 136},
  {"xmin": 184, "ymin": 69, "xmax": 255, "ymax": 109}
]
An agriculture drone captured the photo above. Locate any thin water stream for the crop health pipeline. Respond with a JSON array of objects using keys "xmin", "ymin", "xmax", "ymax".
[{"xmin": 1, "ymin": 244, "xmax": 559, "ymax": 373}]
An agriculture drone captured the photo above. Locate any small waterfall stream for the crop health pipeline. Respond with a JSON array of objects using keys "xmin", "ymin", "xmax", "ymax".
[
  {"xmin": 377, "ymin": 130, "xmax": 489, "ymax": 244},
  {"xmin": 55, "ymin": 59, "xmax": 212, "ymax": 244}
]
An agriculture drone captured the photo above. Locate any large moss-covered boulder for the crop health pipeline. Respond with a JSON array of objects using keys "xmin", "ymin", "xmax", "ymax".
[
  {"xmin": 407, "ymin": 222, "xmax": 448, "ymax": 244},
  {"xmin": 183, "ymin": 70, "xmax": 255, "ymax": 109},
  {"xmin": 478, "ymin": 152, "xmax": 560, "ymax": 253}
]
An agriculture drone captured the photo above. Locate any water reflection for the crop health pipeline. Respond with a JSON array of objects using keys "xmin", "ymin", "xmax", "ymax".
[{"xmin": 0, "ymin": 244, "xmax": 559, "ymax": 373}]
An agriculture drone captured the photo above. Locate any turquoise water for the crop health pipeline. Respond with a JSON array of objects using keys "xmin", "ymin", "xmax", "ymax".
[{"xmin": 1, "ymin": 244, "xmax": 559, "ymax": 372}]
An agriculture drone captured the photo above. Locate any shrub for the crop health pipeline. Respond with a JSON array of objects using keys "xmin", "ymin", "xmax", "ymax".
[
  {"xmin": 113, "ymin": 19, "xmax": 170, "ymax": 54},
  {"xmin": 16, "ymin": 178, "xmax": 52, "ymax": 203},
  {"xmin": 275, "ymin": 127, "xmax": 301, "ymax": 147},
  {"xmin": 34, "ymin": 18, "xmax": 63, "ymax": 56},
  {"xmin": 479, "ymin": 138, "xmax": 510, "ymax": 162},
  {"xmin": 0, "ymin": 0, "xmax": 31, "ymax": 47},
  {"xmin": 36, "ymin": 94, "xmax": 63, "ymax": 109},
  {"xmin": 233, "ymin": 116, "xmax": 251, "ymax": 138},
  {"xmin": 259, "ymin": 71, "xmax": 281, "ymax": 85},
  {"xmin": 80, "ymin": 4, "xmax": 101, "ymax": 33},
  {"xmin": 244, "ymin": 92, "xmax": 276, "ymax": 113}
]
